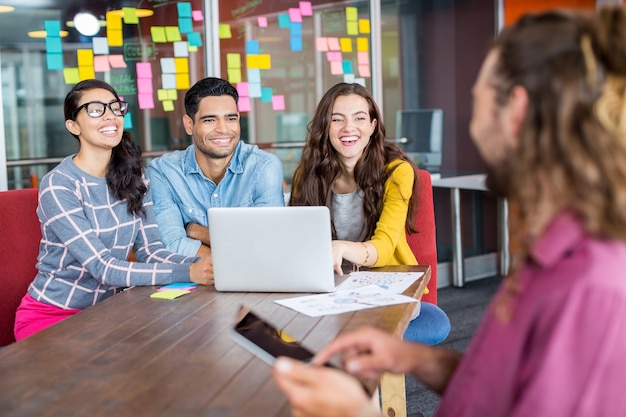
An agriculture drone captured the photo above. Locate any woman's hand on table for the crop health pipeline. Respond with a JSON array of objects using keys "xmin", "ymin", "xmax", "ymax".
[{"xmin": 189, "ymin": 255, "xmax": 214, "ymax": 285}]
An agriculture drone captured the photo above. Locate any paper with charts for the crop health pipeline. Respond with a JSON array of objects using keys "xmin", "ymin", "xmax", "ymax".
[{"xmin": 274, "ymin": 271, "xmax": 423, "ymax": 317}]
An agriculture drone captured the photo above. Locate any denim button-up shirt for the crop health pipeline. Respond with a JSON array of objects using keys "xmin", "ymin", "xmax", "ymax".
[{"xmin": 147, "ymin": 142, "xmax": 285, "ymax": 256}]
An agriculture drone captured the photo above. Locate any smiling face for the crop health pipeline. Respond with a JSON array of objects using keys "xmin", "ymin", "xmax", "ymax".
[
  {"xmin": 64, "ymin": 88, "xmax": 124, "ymax": 152},
  {"xmin": 184, "ymin": 95, "xmax": 241, "ymax": 162},
  {"xmin": 328, "ymin": 94, "xmax": 377, "ymax": 165}
]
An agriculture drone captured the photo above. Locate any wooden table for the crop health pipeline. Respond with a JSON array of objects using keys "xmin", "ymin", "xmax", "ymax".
[{"xmin": 0, "ymin": 265, "xmax": 429, "ymax": 417}]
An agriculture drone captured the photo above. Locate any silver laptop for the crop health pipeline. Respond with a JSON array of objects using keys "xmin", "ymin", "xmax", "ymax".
[{"xmin": 208, "ymin": 206, "xmax": 336, "ymax": 292}]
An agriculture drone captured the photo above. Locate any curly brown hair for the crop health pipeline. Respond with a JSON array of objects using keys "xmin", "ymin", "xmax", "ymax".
[{"xmin": 289, "ymin": 83, "xmax": 419, "ymax": 239}]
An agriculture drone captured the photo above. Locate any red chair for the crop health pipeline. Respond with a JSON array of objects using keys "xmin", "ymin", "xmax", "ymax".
[
  {"xmin": 407, "ymin": 169, "xmax": 438, "ymax": 304},
  {"xmin": 0, "ymin": 188, "xmax": 40, "ymax": 346}
]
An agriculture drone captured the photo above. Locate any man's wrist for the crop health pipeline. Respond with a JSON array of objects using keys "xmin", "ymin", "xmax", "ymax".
[{"xmin": 184, "ymin": 222, "xmax": 194, "ymax": 237}]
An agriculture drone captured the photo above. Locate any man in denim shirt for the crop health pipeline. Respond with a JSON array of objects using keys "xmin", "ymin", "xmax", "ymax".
[{"xmin": 148, "ymin": 77, "xmax": 284, "ymax": 262}]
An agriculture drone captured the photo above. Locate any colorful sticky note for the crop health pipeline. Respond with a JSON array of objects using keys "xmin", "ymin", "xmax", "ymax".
[
  {"xmin": 327, "ymin": 38, "xmax": 340, "ymax": 51},
  {"xmin": 258, "ymin": 16, "xmax": 268, "ymax": 27},
  {"xmin": 151, "ymin": 27, "xmax": 167, "ymax": 43},
  {"xmin": 136, "ymin": 62, "xmax": 152, "ymax": 78},
  {"xmin": 150, "ymin": 289, "xmax": 190, "ymax": 299},
  {"xmin": 106, "ymin": 12, "xmax": 122, "ymax": 30},
  {"xmin": 124, "ymin": 113, "xmax": 133, "ymax": 129},
  {"xmin": 165, "ymin": 26, "xmax": 182, "ymax": 42},
  {"xmin": 346, "ymin": 7, "xmax": 358, "ymax": 21},
  {"xmin": 249, "ymin": 83, "xmax": 262, "ymax": 98},
  {"xmin": 290, "ymin": 37, "xmax": 303, "ymax": 51},
  {"xmin": 247, "ymin": 54, "xmax": 271, "ymax": 70},
  {"xmin": 176, "ymin": 73, "xmax": 190, "ymax": 89},
  {"xmin": 174, "ymin": 41, "xmax": 189, "ymax": 57},
  {"xmin": 290, "ymin": 22, "xmax": 302, "ymax": 37},
  {"xmin": 123, "ymin": 7, "xmax": 139, "ymax": 24},
  {"xmin": 192, "ymin": 10, "xmax": 204, "ymax": 21},
  {"xmin": 109, "ymin": 55, "xmax": 127, "ymax": 68},
  {"xmin": 359, "ymin": 19, "xmax": 371, "ymax": 34},
  {"xmin": 354, "ymin": 78, "xmax": 366, "ymax": 87},
  {"xmin": 177, "ymin": 2, "xmax": 193, "ymax": 17},
  {"xmin": 342, "ymin": 60, "xmax": 353, "ymax": 74},
  {"xmin": 246, "ymin": 40, "xmax": 260, "ymax": 55},
  {"xmin": 278, "ymin": 14, "xmax": 290, "ymax": 28},
  {"xmin": 162, "ymin": 74, "xmax": 176, "ymax": 89},
  {"xmin": 347, "ymin": 21, "xmax": 358, "ymax": 35},
  {"xmin": 357, "ymin": 37, "xmax": 369, "ymax": 52},
  {"xmin": 162, "ymin": 100, "xmax": 175, "ymax": 112},
  {"xmin": 188, "ymin": 31, "xmax": 203, "ymax": 46},
  {"xmin": 226, "ymin": 53, "xmax": 241, "ymax": 69},
  {"xmin": 79, "ymin": 66, "xmax": 96, "ymax": 81},
  {"xmin": 340, "ymin": 38, "xmax": 353, "ymax": 53},
  {"xmin": 94, "ymin": 56, "xmax": 110, "ymax": 72},
  {"xmin": 247, "ymin": 69, "xmax": 261, "ymax": 83},
  {"xmin": 289, "ymin": 8, "xmax": 302, "ymax": 23},
  {"xmin": 167, "ymin": 89, "xmax": 177, "ymax": 100},
  {"xmin": 161, "ymin": 57, "xmax": 176, "ymax": 74},
  {"xmin": 300, "ymin": 1, "xmax": 313, "ymax": 16},
  {"xmin": 44, "ymin": 20, "xmax": 61, "ymax": 36},
  {"xmin": 316, "ymin": 37, "xmax": 328, "ymax": 52},
  {"xmin": 272, "ymin": 95, "xmax": 285, "ymax": 111},
  {"xmin": 159, "ymin": 282, "xmax": 196, "ymax": 291},
  {"xmin": 238, "ymin": 96, "xmax": 251, "ymax": 112},
  {"xmin": 107, "ymin": 29, "xmax": 123, "ymax": 47},
  {"xmin": 137, "ymin": 78, "xmax": 153, "ymax": 93},
  {"xmin": 46, "ymin": 53, "xmax": 63, "ymax": 70},
  {"xmin": 358, "ymin": 64, "xmax": 371, "ymax": 78},
  {"xmin": 227, "ymin": 68, "xmax": 242, "ymax": 84},
  {"xmin": 326, "ymin": 52, "xmax": 342, "ymax": 62},
  {"xmin": 236, "ymin": 82, "xmax": 250, "ymax": 97},
  {"xmin": 358, "ymin": 51, "xmax": 369, "ymax": 65},
  {"xmin": 45, "ymin": 37, "xmax": 62, "ymax": 53},
  {"xmin": 179, "ymin": 17, "xmax": 193, "ymax": 33},
  {"xmin": 174, "ymin": 57, "xmax": 189, "ymax": 73},
  {"xmin": 92, "ymin": 37, "xmax": 109, "ymax": 55},
  {"xmin": 261, "ymin": 87, "xmax": 273, "ymax": 103},
  {"xmin": 77, "ymin": 49, "xmax": 94, "ymax": 66},
  {"xmin": 343, "ymin": 73, "xmax": 355, "ymax": 83},
  {"xmin": 157, "ymin": 89, "xmax": 169, "ymax": 101},
  {"xmin": 330, "ymin": 61, "xmax": 343, "ymax": 75},
  {"xmin": 63, "ymin": 68, "xmax": 80, "ymax": 84},
  {"xmin": 219, "ymin": 24, "xmax": 232, "ymax": 39}
]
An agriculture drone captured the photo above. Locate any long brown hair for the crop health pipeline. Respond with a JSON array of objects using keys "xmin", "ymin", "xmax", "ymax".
[{"xmin": 289, "ymin": 83, "xmax": 419, "ymax": 238}]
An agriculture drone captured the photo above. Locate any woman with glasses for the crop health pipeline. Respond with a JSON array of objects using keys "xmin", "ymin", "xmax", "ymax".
[{"xmin": 14, "ymin": 79, "xmax": 213, "ymax": 341}]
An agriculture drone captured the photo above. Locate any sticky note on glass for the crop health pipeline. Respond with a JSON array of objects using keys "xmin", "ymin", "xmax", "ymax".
[
  {"xmin": 327, "ymin": 37, "xmax": 340, "ymax": 51},
  {"xmin": 249, "ymin": 83, "xmax": 262, "ymax": 98},
  {"xmin": 136, "ymin": 62, "xmax": 152, "ymax": 78},
  {"xmin": 108, "ymin": 29, "xmax": 123, "ymax": 47},
  {"xmin": 165, "ymin": 26, "xmax": 182, "ymax": 42},
  {"xmin": 261, "ymin": 87, "xmax": 273, "ymax": 103},
  {"xmin": 219, "ymin": 24, "xmax": 232, "ymax": 39},
  {"xmin": 179, "ymin": 17, "xmax": 193, "ymax": 33},
  {"xmin": 290, "ymin": 22, "xmax": 302, "ymax": 37},
  {"xmin": 192, "ymin": 10, "xmax": 204, "ymax": 21},
  {"xmin": 340, "ymin": 38, "xmax": 352, "ymax": 53},
  {"xmin": 289, "ymin": 8, "xmax": 302, "ymax": 23},
  {"xmin": 46, "ymin": 53, "xmax": 63, "ymax": 70},
  {"xmin": 258, "ymin": 16, "xmax": 268, "ymax": 27},
  {"xmin": 150, "ymin": 289, "xmax": 191, "ymax": 299},
  {"xmin": 109, "ymin": 55, "xmax": 127, "ymax": 68},
  {"xmin": 106, "ymin": 12, "xmax": 123, "ymax": 30},
  {"xmin": 124, "ymin": 113, "xmax": 133, "ymax": 129},
  {"xmin": 330, "ymin": 61, "xmax": 343, "ymax": 75},
  {"xmin": 123, "ymin": 7, "xmax": 139, "ymax": 24},
  {"xmin": 176, "ymin": 73, "xmax": 190, "ymax": 90},
  {"xmin": 316, "ymin": 37, "xmax": 328, "ymax": 52},
  {"xmin": 93, "ymin": 37, "xmax": 109, "ymax": 55},
  {"xmin": 358, "ymin": 51, "xmax": 369, "ymax": 65},
  {"xmin": 358, "ymin": 65, "xmax": 370, "ymax": 78},
  {"xmin": 247, "ymin": 54, "xmax": 271, "ymax": 70},
  {"xmin": 163, "ymin": 100, "xmax": 175, "ymax": 112},
  {"xmin": 161, "ymin": 57, "xmax": 176, "ymax": 74},
  {"xmin": 63, "ymin": 68, "xmax": 80, "ymax": 84},
  {"xmin": 246, "ymin": 40, "xmax": 260, "ymax": 55},
  {"xmin": 94, "ymin": 56, "xmax": 110, "ymax": 72},
  {"xmin": 151, "ymin": 27, "xmax": 167, "ymax": 43},
  {"xmin": 44, "ymin": 20, "xmax": 61, "ymax": 36},
  {"xmin": 342, "ymin": 60, "xmax": 353, "ymax": 74},
  {"xmin": 238, "ymin": 96, "xmax": 251, "ymax": 112},
  {"xmin": 236, "ymin": 82, "xmax": 250, "ymax": 97},
  {"xmin": 247, "ymin": 68, "xmax": 261, "ymax": 83},
  {"xmin": 174, "ymin": 41, "xmax": 189, "ymax": 57},
  {"xmin": 77, "ymin": 49, "xmax": 94, "ymax": 66},
  {"xmin": 162, "ymin": 73, "xmax": 176, "ymax": 89},
  {"xmin": 137, "ymin": 78, "xmax": 153, "ymax": 93},
  {"xmin": 300, "ymin": 1, "xmax": 313, "ymax": 16},
  {"xmin": 46, "ymin": 37, "xmax": 62, "ymax": 53},
  {"xmin": 357, "ymin": 37, "xmax": 369, "ymax": 52},
  {"xmin": 138, "ymin": 93, "xmax": 155, "ymax": 109},
  {"xmin": 345, "ymin": 7, "xmax": 358, "ymax": 21},
  {"xmin": 290, "ymin": 37, "xmax": 302, "ymax": 51},
  {"xmin": 227, "ymin": 53, "xmax": 241, "ymax": 69},
  {"xmin": 278, "ymin": 14, "xmax": 290, "ymax": 28},
  {"xmin": 347, "ymin": 21, "xmax": 358, "ymax": 35},
  {"xmin": 188, "ymin": 31, "xmax": 203, "ymax": 47},
  {"xmin": 272, "ymin": 95, "xmax": 285, "ymax": 111},
  {"xmin": 177, "ymin": 2, "xmax": 193, "ymax": 17},
  {"xmin": 359, "ymin": 19, "xmax": 370, "ymax": 34},
  {"xmin": 175, "ymin": 57, "xmax": 189, "ymax": 73},
  {"xmin": 227, "ymin": 68, "xmax": 242, "ymax": 84},
  {"xmin": 79, "ymin": 66, "xmax": 96, "ymax": 81}
]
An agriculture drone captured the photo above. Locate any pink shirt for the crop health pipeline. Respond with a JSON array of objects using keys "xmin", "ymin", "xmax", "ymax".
[{"xmin": 436, "ymin": 213, "xmax": 626, "ymax": 417}]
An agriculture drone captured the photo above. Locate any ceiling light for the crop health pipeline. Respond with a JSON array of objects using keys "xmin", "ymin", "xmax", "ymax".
[
  {"xmin": 73, "ymin": 12, "xmax": 100, "ymax": 36},
  {"xmin": 0, "ymin": 5, "xmax": 15, "ymax": 13},
  {"xmin": 27, "ymin": 30, "xmax": 69, "ymax": 38}
]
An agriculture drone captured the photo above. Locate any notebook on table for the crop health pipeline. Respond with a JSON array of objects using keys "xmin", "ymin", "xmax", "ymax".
[{"xmin": 208, "ymin": 206, "xmax": 336, "ymax": 293}]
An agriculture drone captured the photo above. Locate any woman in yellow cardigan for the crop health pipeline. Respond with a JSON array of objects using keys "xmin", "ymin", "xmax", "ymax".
[{"xmin": 290, "ymin": 82, "xmax": 449, "ymax": 345}]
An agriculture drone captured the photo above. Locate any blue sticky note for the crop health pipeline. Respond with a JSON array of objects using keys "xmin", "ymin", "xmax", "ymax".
[
  {"xmin": 46, "ymin": 53, "xmax": 63, "ymax": 70},
  {"xmin": 188, "ymin": 31, "xmax": 203, "ymax": 47},
  {"xmin": 249, "ymin": 82, "xmax": 262, "ymax": 98},
  {"xmin": 342, "ymin": 60, "xmax": 353, "ymax": 74},
  {"xmin": 177, "ymin": 2, "xmax": 192, "ymax": 17},
  {"xmin": 290, "ymin": 22, "xmax": 302, "ymax": 37},
  {"xmin": 247, "ymin": 68, "xmax": 261, "ymax": 83},
  {"xmin": 179, "ymin": 17, "xmax": 193, "ymax": 33},
  {"xmin": 261, "ymin": 87, "xmax": 273, "ymax": 103},
  {"xmin": 45, "ymin": 37, "xmax": 63, "ymax": 53},
  {"xmin": 124, "ymin": 113, "xmax": 133, "ymax": 129},
  {"xmin": 159, "ymin": 282, "xmax": 197, "ymax": 290},
  {"xmin": 44, "ymin": 20, "xmax": 61, "ymax": 36},
  {"xmin": 290, "ymin": 37, "xmax": 303, "ymax": 51},
  {"xmin": 246, "ymin": 40, "xmax": 260, "ymax": 55},
  {"xmin": 278, "ymin": 14, "xmax": 290, "ymax": 28}
]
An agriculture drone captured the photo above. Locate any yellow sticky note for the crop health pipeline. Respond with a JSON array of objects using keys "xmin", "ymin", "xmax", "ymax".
[
  {"xmin": 247, "ymin": 54, "xmax": 271, "ymax": 70},
  {"xmin": 157, "ymin": 89, "xmax": 168, "ymax": 101},
  {"xmin": 163, "ymin": 100, "xmax": 175, "ymax": 112},
  {"xmin": 167, "ymin": 89, "xmax": 177, "ymax": 100},
  {"xmin": 340, "ymin": 38, "xmax": 352, "ymax": 53},
  {"xmin": 150, "ymin": 289, "xmax": 190, "ymax": 299},
  {"xmin": 165, "ymin": 26, "xmax": 182, "ymax": 42},
  {"xmin": 359, "ymin": 19, "xmax": 370, "ymax": 34},
  {"xmin": 226, "ymin": 53, "xmax": 241, "ymax": 69},
  {"xmin": 357, "ymin": 37, "xmax": 369, "ymax": 52},
  {"xmin": 123, "ymin": 7, "xmax": 139, "ymax": 24},
  {"xmin": 174, "ymin": 57, "xmax": 189, "ymax": 73},
  {"xmin": 106, "ymin": 11, "xmax": 122, "ymax": 30},
  {"xmin": 227, "ymin": 68, "xmax": 242, "ymax": 84},
  {"xmin": 176, "ymin": 73, "xmax": 190, "ymax": 90},
  {"xmin": 107, "ymin": 30, "xmax": 123, "ymax": 47},
  {"xmin": 346, "ymin": 7, "xmax": 358, "ymax": 21},
  {"xmin": 188, "ymin": 45, "xmax": 198, "ymax": 53},
  {"xmin": 347, "ymin": 21, "xmax": 358, "ymax": 36},
  {"xmin": 219, "ymin": 23, "xmax": 232, "ymax": 39},
  {"xmin": 79, "ymin": 66, "xmax": 96, "ymax": 81},
  {"xmin": 63, "ymin": 68, "xmax": 80, "ymax": 84},
  {"xmin": 151, "ymin": 27, "xmax": 167, "ymax": 43},
  {"xmin": 77, "ymin": 49, "xmax": 94, "ymax": 66}
]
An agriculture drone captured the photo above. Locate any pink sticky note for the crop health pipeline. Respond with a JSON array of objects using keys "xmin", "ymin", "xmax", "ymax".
[
  {"xmin": 236, "ymin": 82, "xmax": 249, "ymax": 97},
  {"xmin": 272, "ymin": 95, "xmax": 285, "ymax": 111},
  {"xmin": 327, "ymin": 38, "xmax": 340, "ymax": 51},
  {"xmin": 137, "ymin": 78, "xmax": 153, "ymax": 93},
  {"xmin": 258, "ymin": 16, "xmax": 268, "ymax": 27},
  {"xmin": 136, "ymin": 62, "xmax": 152, "ymax": 78},
  {"xmin": 358, "ymin": 51, "xmax": 369, "ymax": 65},
  {"xmin": 238, "ymin": 96, "xmax": 251, "ymax": 112},
  {"xmin": 192, "ymin": 10, "xmax": 204, "ymax": 21},
  {"xmin": 94, "ymin": 55, "xmax": 110, "ymax": 72},
  {"xmin": 289, "ymin": 8, "xmax": 302, "ymax": 22},
  {"xmin": 300, "ymin": 1, "xmax": 313, "ymax": 16},
  {"xmin": 358, "ymin": 64, "xmax": 371, "ymax": 77},
  {"xmin": 316, "ymin": 37, "xmax": 328, "ymax": 52},
  {"xmin": 109, "ymin": 55, "xmax": 127, "ymax": 68},
  {"xmin": 330, "ymin": 61, "xmax": 343, "ymax": 75},
  {"xmin": 326, "ymin": 52, "xmax": 342, "ymax": 62},
  {"xmin": 138, "ymin": 93, "xmax": 155, "ymax": 109}
]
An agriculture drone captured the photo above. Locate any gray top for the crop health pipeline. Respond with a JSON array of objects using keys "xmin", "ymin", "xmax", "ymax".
[{"xmin": 331, "ymin": 189, "xmax": 367, "ymax": 242}]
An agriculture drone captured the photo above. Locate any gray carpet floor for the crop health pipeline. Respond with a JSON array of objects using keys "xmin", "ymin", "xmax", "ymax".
[{"xmin": 405, "ymin": 275, "xmax": 503, "ymax": 417}]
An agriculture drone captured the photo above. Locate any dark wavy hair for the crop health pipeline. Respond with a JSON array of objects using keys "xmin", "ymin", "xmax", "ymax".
[
  {"xmin": 64, "ymin": 79, "xmax": 147, "ymax": 216},
  {"xmin": 184, "ymin": 77, "xmax": 239, "ymax": 119},
  {"xmin": 289, "ymin": 83, "xmax": 419, "ymax": 239}
]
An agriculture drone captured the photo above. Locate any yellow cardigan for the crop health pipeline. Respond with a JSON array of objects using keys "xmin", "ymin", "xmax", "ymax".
[{"xmin": 370, "ymin": 159, "xmax": 418, "ymax": 267}]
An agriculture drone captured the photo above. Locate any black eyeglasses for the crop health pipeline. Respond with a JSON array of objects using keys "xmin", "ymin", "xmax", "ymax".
[{"xmin": 72, "ymin": 100, "xmax": 129, "ymax": 119}]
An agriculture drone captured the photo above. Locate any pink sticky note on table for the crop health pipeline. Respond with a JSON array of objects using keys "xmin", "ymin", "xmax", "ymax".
[
  {"xmin": 289, "ymin": 8, "xmax": 302, "ymax": 22},
  {"xmin": 258, "ymin": 16, "xmax": 268, "ymax": 27},
  {"xmin": 238, "ymin": 96, "xmax": 251, "ymax": 112},
  {"xmin": 300, "ymin": 1, "xmax": 313, "ymax": 16},
  {"xmin": 272, "ymin": 95, "xmax": 285, "ymax": 111}
]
